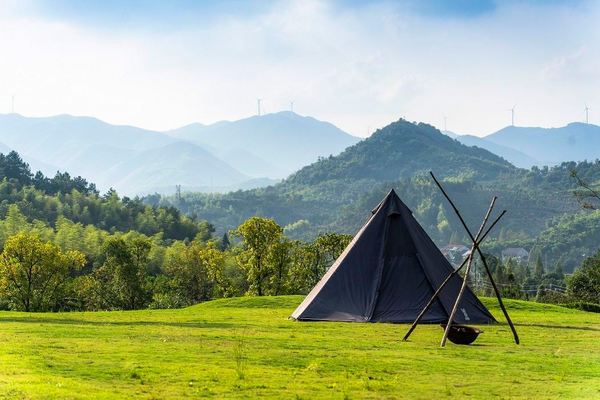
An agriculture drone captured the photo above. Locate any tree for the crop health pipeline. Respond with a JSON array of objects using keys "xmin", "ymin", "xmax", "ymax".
[
  {"xmin": 494, "ymin": 260, "xmax": 506, "ymax": 285},
  {"xmin": 232, "ymin": 217, "xmax": 283, "ymax": 296},
  {"xmin": 503, "ymin": 258, "xmax": 521, "ymax": 299},
  {"xmin": 0, "ymin": 232, "xmax": 85, "ymax": 311},
  {"xmin": 288, "ymin": 233, "xmax": 352, "ymax": 293},
  {"xmin": 553, "ymin": 258, "xmax": 564, "ymax": 278},
  {"xmin": 283, "ymin": 219, "xmax": 311, "ymax": 238},
  {"xmin": 567, "ymin": 250, "xmax": 600, "ymax": 304},
  {"xmin": 571, "ymin": 169, "xmax": 600, "ymax": 209},
  {"xmin": 289, "ymin": 242, "xmax": 321, "ymax": 293},
  {"xmin": 219, "ymin": 232, "xmax": 231, "ymax": 251},
  {"xmin": 0, "ymin": 151, "xmax": 33, "ymax": 185},
  {"xmin": 266, "ymin": 237, "xmax": 294, "ymax": 295},
  {"xmin": 203, "ymin": 242, "xmax": 230, "ymax": 297},
  {"xmin": 534, "ymin": 254, "xmax": 544, "ymax": 280},
  {"xmin": 0, "ymin": 204, "xmax": 29, "ymax": 245},
  {"xmin": 314, "ymin": 233, "xmax": 353, "ymax": 265},
  {"xmin": 162, "ymin": 240, "xmax": 225, "ymax": 305},
  {"xmin": 436, "ymin": 205, "xmax": 450, "ymax": 236},
  {"xmin": 92, "ymin": 236, "xmax": 152, "ymax": 310}
]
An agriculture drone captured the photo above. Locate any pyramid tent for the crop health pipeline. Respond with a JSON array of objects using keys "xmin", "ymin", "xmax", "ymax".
[{"xmin": 291, "ymin": 189, "xmax": 496, "ymax": 324}]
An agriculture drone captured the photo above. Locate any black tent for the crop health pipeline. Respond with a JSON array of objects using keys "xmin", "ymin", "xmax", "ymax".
[{"xmin": 291, "ymin": 189, "xmax": 496, "ymax": 324}]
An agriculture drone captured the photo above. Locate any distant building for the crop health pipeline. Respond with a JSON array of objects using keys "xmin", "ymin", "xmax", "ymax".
[
  {"xmin": 440, "ymin": 243, "xmax": 470, "ymax": 267},
  {"xmin": 501, "ymin": 247, "xmax": 530, "ymax": 263}
]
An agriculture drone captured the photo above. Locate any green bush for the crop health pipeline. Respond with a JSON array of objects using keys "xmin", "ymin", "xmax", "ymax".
[
  {"xmin": 561, "ymin": 302, "xmax": 600, "ymax": 313},
  {"xmin": 567, "ymin": 249, "xmax": 600, "ymax": 304}
]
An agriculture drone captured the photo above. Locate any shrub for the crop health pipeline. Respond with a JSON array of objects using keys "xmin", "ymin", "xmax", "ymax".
[
  {"xmin": 561, "ymin": 302, "xmax": 600, "ymax": 313},
  {"xmin": 567, "ymin": 250, "xmax": 600, "ymax": 304}
]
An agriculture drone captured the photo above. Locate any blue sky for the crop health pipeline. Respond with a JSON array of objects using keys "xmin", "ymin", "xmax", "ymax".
[
  {"xmin": 0, "ymin": 0, "xmax": 597, "ymax": 136},
  {"xmin": 29, "ymin": 0, "xmax": 549, "ymax": 32}
]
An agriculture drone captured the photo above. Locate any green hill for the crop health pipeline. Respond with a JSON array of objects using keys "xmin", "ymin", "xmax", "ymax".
[
  {"xmin": 286, "ymin": 119, "xmax": 514, "ymax": 188},
  {"xmin": 152, "ymin": 120, "xmax": 600, "ymax": 271},
  {"xmin": 0, "ymin": 295, "xmax": 598, "ymax": 399},
  {"xmin": 156, "ymin": 119, "xmax": 522, "ymax": 230}
]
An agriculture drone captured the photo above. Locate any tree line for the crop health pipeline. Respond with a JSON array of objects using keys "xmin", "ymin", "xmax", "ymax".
[
  {"xmin": 0, "ymin": 151, "xmax": 212, "ymax": 241},
  {"xmin": 468, "ymin": 249, "xmax": 600, "ymax": 311},
  {"xmin": 0, "ymin": 203, "xmax": 597, "ymax": 313},
  {"xmin": 0, "ymin": 207, "xmax": 351, "ymax": 312}
]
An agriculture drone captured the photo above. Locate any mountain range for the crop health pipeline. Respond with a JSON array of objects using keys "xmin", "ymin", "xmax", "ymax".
[
  {"xmin": 166, "ymin": 111, "xmax": 359, "ymax": 178},
  {"xmin": 0, "ymin": 109, "xmax": 597, "ymax": 271},
  {"xmin": 0, "ymin": 112, "xmax": 358, "ymax": 195},
  {"xmin": 163, "ymin": 119, "xmax": 526, "ymax": 232},
  {"xmin": 1, "ymin": 110, "xmax": 598, "ymax": 198},
  {"xmin": 446, "ymin": 123, "xmax": 600, "ymax": 168},
  {"xmin": 158, "ymin": 119, "xmax": 599, "ymax": 271}
]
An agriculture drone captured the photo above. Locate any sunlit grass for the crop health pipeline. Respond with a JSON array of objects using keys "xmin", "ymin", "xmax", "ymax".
[{"xmin": 0, "ymin": 296, "xmax": 598, "ymax": 399}]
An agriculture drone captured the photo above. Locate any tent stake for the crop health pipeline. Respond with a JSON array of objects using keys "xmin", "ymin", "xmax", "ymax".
[
  {"xmin": 430, "ymin": 172, "xmax": 520, "ymax": 345},
  {"xmin": 402, "ymin": 209, "xmax": 505, "ymax": 341},
  {"xmin": 439, "ymin": 195, "xmax": 497, "ymax": 347}
]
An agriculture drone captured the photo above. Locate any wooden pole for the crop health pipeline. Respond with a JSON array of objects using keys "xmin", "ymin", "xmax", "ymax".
[
  {"xmin": 430, "ymin": 172, "xmax": 520, "ymax": 345},
  {"xmin": 439, "ymin": 195, "xmax": 497, "ymax": 347},
  {"xmin": 477, "ymin": 252, "xmax": 520, "ymax": 344},
  {"xmin": 402, "ymin": 209, "xmax": 505, "ymax": 341}
]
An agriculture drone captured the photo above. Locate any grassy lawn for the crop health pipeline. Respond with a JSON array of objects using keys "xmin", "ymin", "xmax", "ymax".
[{"xmin": 0, "ymin": 296, "xmax": 598, "ymax": 399}]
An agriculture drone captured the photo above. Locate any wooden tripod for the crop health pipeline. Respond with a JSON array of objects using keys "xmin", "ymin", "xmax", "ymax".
[{"xmin": 403, "ymin": 172, "xmax": 519, "ymax": 346}]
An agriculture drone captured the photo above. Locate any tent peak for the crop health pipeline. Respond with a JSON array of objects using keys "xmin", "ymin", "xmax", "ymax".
[{"xmin": 372, "ymin": 188, "xmax": 411, "ymax": 216}]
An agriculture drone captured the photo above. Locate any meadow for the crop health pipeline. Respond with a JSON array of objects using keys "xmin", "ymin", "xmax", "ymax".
[{"xmin": 0, "ymin": 296, "xmax": 598, "ymax": 399}]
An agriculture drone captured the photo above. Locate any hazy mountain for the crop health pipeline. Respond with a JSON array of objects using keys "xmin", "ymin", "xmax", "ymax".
[
  {"xmin": 139, "ymin": 177, "xmax": 279, "ymax": 196},
  {"xmin": 216, "ymin": 147, "xmax": 285, "ymax": 178},
  {"xmin": 0, "ymin": 113, "xmax": 251, "ymax": 195},
  {"xmin": 0, "ymin": 113, "xmax": 175, "ymax": 160},
  {"xmin": 442, "ymin": 123, "xmax": 600, "ymax": 168},
  {"xmin": 441, "ymin": 130, "xmax": 459, "ymax": 139},
  {"xmin": 0, "ymin": 139, "xmax": 61, "ymax": 176},
  {"xmin": 103, "ymin": 142, "xmax": 250, "ymax": 195},
  {"xmin": 484, "ymin": 123, "xmax": 600, "ymax": 166},
  {"xmin": 167, "ymin": 111, "xmax": 360, "ymax": 178},
  {"xmin": 0, "ymin": 112, "xmax": 358, "ymax": 195},
  {"xmin": 455, "ymin": 134, "xmax": 537, "ymax": 168}
]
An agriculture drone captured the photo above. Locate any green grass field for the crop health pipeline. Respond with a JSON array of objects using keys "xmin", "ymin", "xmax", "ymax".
[{"xmin": 0, "ymin": 296, "xmax": 599, "ymax": 399}]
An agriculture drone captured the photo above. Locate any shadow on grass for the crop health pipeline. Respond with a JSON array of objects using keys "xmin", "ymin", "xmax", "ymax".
[
  {"xmin": 514, "ymin": 323, "xmax": 600, "ymax": 332},
  {"xmin": 0, "ymin": 318, "xmax": 235, "ymax": 329}
]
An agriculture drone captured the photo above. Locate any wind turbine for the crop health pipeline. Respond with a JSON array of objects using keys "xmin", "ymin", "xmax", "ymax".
[
  {"xmin": 257, "ymin": 98, "xmax": 262, "ymax": 116},
  {"xmin": 585, "ymin": 104, "xmax": 590, "ymax": 124},
  {"xmin": 443, "ymin": 116, "xmax": 448, "ymax": 132},
  {"xmin": 508, "ymin": 105, "xmax": 516, "ymax": 126},
  {"xmin": 290, "ymin": 101, "xmax": 294, "ymax": 113}
]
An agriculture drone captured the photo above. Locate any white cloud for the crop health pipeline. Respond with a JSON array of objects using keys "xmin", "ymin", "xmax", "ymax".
[
  {"xmin": 541, "ymin": 47, "xmax": 600, "ymax": 81},
  {"xmin": 0, "ymin": 0, "xmax": 598, "ymax": 137}
]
